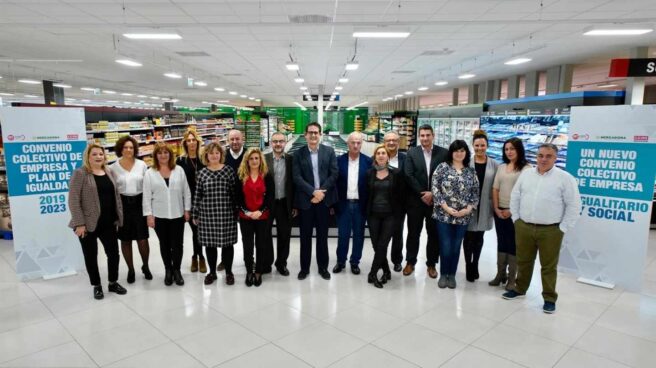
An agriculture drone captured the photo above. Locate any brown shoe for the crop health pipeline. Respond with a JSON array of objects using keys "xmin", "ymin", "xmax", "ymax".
[
  {"xmin": 198, "ymin": 257, "xmax": 207, "ymax": 273},
  {"xmin": 402, "ymin": 264, "xmax": 415, "ymax": 276},
  {"xmin": 190, "ymin": 256, "xmax": 198, "ymax": 273},
  {"xmin": 204, "ymin": 273, "xmax": 217, "ymax": 285},
  {"xmin": 427, "ymin": 266, "xmax": 438, "ymax": 279},
  {"xmin": 225, "ymin": 273, "xmax": 235, "ymax": 285}
]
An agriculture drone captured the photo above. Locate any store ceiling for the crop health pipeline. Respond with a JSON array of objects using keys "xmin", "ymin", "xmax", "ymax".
[{"xmin": 0, "ymin": 0, "xmax": 655, "ymax": 109}]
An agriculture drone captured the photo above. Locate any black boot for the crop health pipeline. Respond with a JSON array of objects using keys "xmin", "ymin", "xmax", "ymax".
[
  {"xmin": 164, "ymin": 269, "xmax": 173, "ymax": 286},
  {"xmin": 141, "ymin": 265, "xmax": 153, "ymax": 280},
  {"xmin": 173, "ymin": 269, "xmax": 184, "ymax": 286},
  {"xmin": 368, "ymin": 273, "xmax": 383, "ymax": 289}
]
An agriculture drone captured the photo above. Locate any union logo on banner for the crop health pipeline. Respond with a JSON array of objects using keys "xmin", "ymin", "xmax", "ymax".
[
  {"xmin": 634, "ymin": 135, "xmax": 649, "ymax": 142},
  {"xmin": 571, "ymin": 133, "xmax": 589, "ymax": 141},
  {"xmin": 67, "ymin": 134, "xmax": 79, "ymax": 140}
]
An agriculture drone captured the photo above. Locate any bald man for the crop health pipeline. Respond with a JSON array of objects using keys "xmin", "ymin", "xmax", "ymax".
[{"xmin": 225, "ymin": 129, "xmax": 246, "ymax": 173}]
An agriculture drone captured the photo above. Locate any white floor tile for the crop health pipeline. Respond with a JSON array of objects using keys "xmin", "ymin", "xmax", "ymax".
[
  {"xmin": 575, "ymin": 325, "xmax": 656, "ymax": 368},
  {"xmin": 232, "ymin": 301, "xmax": 319, "ymax": 340},
  {"xmin": 119, "ymin": 288, "xmax": 200, "ymax": 315},
  {"xmin": 0, "ymin": 300, "xmax": 54, "ymax": 334},
  {"xmin": 105, "ymin": 342, "xmax": 204, "ymax": 368},
  {"xmin": 554, "ymin": 348, "xmax": 632, "ymax": 368},
  {"xmin": 0, "ymin": 282, "xmax": 38, "ymax": 309},
  {"xmin": 58, "ymin": 301, "xmax": 141, "ymax": 339},
  {"xmin": 216, "ymin": 344, "xmax": 311, "ymax": 368},
  {"xmin": 139, "ymin": 302, "xmax": 230, "ymax": 340},
  {"xmin": 284, "ymin": 291, "xmax": 359, "ymax": 319},
  {"xmin": 323, "ymin": 303, "xmax": 405, "ymax": 342},
  {"xmin": 201, "ymin": 287, "xmax": 279, "ymax": 319},
  {"xmin": 0, "ymin": 319, "xmax": 73, "ymax": 364},
  {"xmin": 502, "ymin": 305, "xmax": 593, "ymax": 345},
  {"xmin": 327, "ymin": 345, "xmax": 418, "ymax": 368},
  {"xmin": 413, "ymin": 303, "xmax": 498, "ymax": 344},
  {"xmin": 0, "ymin": 341, "xmax": 97, "ymax": 368},
  {"xmin": 595, "ymin": 293, "xmax": 656, "ymax": 343},
  {"xmin": 440, "ymin": 346, "xmax": 525, "ymax": 368}
]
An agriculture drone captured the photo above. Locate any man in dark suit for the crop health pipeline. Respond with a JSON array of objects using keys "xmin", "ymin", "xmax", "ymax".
[
  {"xmin": 403, "ymin": 125, "xmax": 448, "ymax": 278},
  {"xmin": 384, "ymin": 130, "xmax": 407, "ymax": 272},
  {"xmin": 293, "ymin": 122, "xmax": 338, "ymax": 281},
  {"xmin": 265, "ymin": 132, "xmax": 296, "ymax": 276},
  {"xmin": 334, "ymin": 132, "xmax": 372, "ymax": 275}
]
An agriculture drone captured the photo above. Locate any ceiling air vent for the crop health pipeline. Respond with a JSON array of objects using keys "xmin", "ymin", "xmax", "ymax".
[
  {"xmin": 288, "ymin": 14, "xmax": 333, "ymax": 24},
  {"xmin": 176, "ymin": 51, "xmax": 211, "ymax": 57},
  {"xmin": 420, "ymin": 49, "xmax": 454, "ymax": 56},
  {"xmin": 392, "ymin": 70, "xmax": 415, "ymax": 74}
]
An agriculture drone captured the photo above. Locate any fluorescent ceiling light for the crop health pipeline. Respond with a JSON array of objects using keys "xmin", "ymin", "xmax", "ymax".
[
  {"xmin": 584, "ymin": 29, "xmax": 653, "ymax": 36},
  {"xmin": 333, "ymin": 91, "xmax": 340, "ymax": 95},
  {"xmin": 335, "ymin": 86, "xmax": 343, "ymax": 91},
  {"xmin": 150, "ymin": 96, "xmax": 160, "ymax": 100},
  {"xmin": 418, "ymin": 86, "xmax": 429, "ymax": 91},
  {"xmin": 505, "ymin": 57, "xmax": 532, "ymax": 65},
  {"xmin": 217, "ymin": 100, "xmax": 230, "ymax": 103},
  {"xmin": 240, "ymin": 94, "xmax": 247, "ymax": 98},
  {"xmin": 294, "ymin": 102, "xmax": 307, "ymax": 110},
  {"xmin": 299, "ymin": 86, "xmax": 308, "ymax": 90},
  {"xmin": 164, "ymin": 72, "xmax": 182, "ymax": 79},
  {"xmin": 81, "ymin": 99, "xmax": 90, "ymax": 102},
  {"xmin": 123, "ymin": 33, "xmax": 182, "ymax": 40},
  {"xmin": 294, "ymin": 78, "xmax": 304, "ymax": 83},
  {"xmin": 18, "ymin": 79, "xmax": 40, "ymax": 84},
  {"xmin": 24, "ymin": 94, "xmax": 38, "ymax": 98},
  {"xmin": 248, "ymin": 97, "xmax": 255, "ymax": 100},
  {"xmin": 229, "ymin": 91, "xmax": 238, "ymax": 95},
  {"xmin": 171, "ymin": 99, "xmax": 179, "ymax": 102},
  {"xmin": 137, "ymin": 95, "xmax": 147, "ymax": 98},
  {"xmin": 53, "ymin": 83, "xmax": 71, "ymax": 88},
  {"xmin": 255, "ymin": 98, "xmax": 261, "ymax": 102},
  {"xmin": 115, "ymin": 59, "xmax": 142, "ymax": 67},
  {"xmin": 353, "ymin": 32, "xmax": 410, "ymax": 38},
  {"xmin": 435, "ymin": 81, "xmax": 448, "ymax": 86},
  {"xmin": 394, "ymin": 94, "xmax": 403, "ymax": 98},
  {"xmin": 0, "ymin": 92, "xmax": 14, "ymax": 96},
  {"xmin": 345, "ymin": 62, "xmax": 359, "ymax": 71},
  {"xmin": 103, "ymin": 90, "xmax": 117, "ymax": 94},
  {"xmin": 121, "ymin": 93, "xmax": 133, "ymax": 96},
  {"xmin": 286, "ymin": 62, "xmax": 300, "ymax": 71},
  {"xmin": 194, "ymin": 81, "xmax": 207, "ymax": 87},
  {"xmin": 347, "ymin": 101, "xmax": 368, "ymax": 110},
  {"xmin": 597, "ymin": 84, "xmax": 618, "ymax": 88},
  {"xmin": 404, "ymin": 91, "xmax": 413, "ymax": 95},
  {"xmin": 458, "ymin": 73, "xmax": 476, "ymax": 79},
  {"xmin": 80, "ymin": 87, "xmax": 96, "ymax": 91},
  {"xmin": 339, "ymin": 78, "xmax": 349, "ymax": 83},
  {"xmin": 214, "ymin": 87, "xmax": 225, "ymax": 91},
  {"xmin": 202, "ymin": 101, "xmax": 210, "ymax": 104}
]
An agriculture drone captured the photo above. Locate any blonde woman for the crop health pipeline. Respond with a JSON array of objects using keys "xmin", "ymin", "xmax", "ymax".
[
  {"xmin": 236, "ymin": 148, "xmax": 274, "ymax": 287},
  {"xmin": 68, "ymin": 144, "xmax": 127, "ymax": 300},
  {"xmin": 176, "ymin": 130, "xmax": 206, "ymax": 273},
  {"xmin": 143, "ymin": 143, "xmax": 191, "ymax": 287}
]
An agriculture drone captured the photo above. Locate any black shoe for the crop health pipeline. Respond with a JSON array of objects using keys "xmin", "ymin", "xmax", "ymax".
[
  {"xmin": 351, "ymin": 265, "xmax": 361, "ymax": 275},
  {"xmin": 173, "ymin": 270, "xmax": 184, "ymax": 286},
  {"xmin": 382, "ymin": 271, "xmax": 391, "ymax": 284},
  {"xmin": 262, "ymin": 267, "xmax": 272, "ymax": 275},
  {"xmin": 466, "ymin": 266, "xmax": 476, "ymax": 283},
  {"xmin": 127, "ymin": 269, "xmax": 135, "ymax": 284},
  {"xmin": 108, "ymin": 282, "xmax": 127, "ymax": 295},
  {"xmin": 473, "ymin": 266, "xmax": 480, "ymax": 280},
  {"xmin": 319, "ymin": 269, "xmax": 331, "ymax": 280},
  {"xmin": 276, "ymin": 266, "xmax": 290, "ymax": 276},
  {"xmin": 368, "ymin": 274, "xmax": 383, "ymax": 289},
  {"xmin": 164, "ymin": 269, "xmax": 173, "ymax": 286},
  {"xmin": 297, "ymin": 270, "xmax": 308, "ymax": 280},
  {"xmin": 253, "ymin": 274, "xmax": 262, "ymax": 287},
  {"xmin": 245, "ymin": 273, "xmax": 254, "ymax": 287},
  {"xmin": 332, "ymin": 264, "xmax": 345, "ymax": 273},
  {"xmin": 93, "ymin": 285, "xmax": 104, "ymax": 300},
  {"xmin": 142, "ymin": 265, "xmax": 153, "ymax": 280},
  {"xmin": 393, "ymin": 264, "xmax": 402, "ymax": 272}
]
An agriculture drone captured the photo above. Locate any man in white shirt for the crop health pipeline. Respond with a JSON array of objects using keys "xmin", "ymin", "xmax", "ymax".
[
  {"xmin": 384, "ymin": 131, "xmax": 407, "ymax": 272},
  {"xmin": 502, "ymin": 143, "xmax": 582, "ymax": 314}
]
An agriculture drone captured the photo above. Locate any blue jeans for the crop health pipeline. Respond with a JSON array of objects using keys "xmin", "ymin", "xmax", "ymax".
[
  {"xmin": 336, "ymin": 201, "xmax": 366, "ymax": 266},
  {"xmin": 436, "ymin": 221, "xmax": 467, "ymax": 276}
]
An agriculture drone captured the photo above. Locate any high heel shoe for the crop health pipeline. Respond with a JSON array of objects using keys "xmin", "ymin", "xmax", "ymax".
[
  {"xmin": 141, "ymin": 265, "xmax": 153, "ymax": 280},
  {"xmin": 127, "ymin": 269, "xmax": 135, "ymax": 284},
  {"xmin": 368, "ymin": 274, "xmax": 383, "ymax": 289},
  {"xmin": 253, "ymin": 273, "xmax": 262, "ymax": 287}
]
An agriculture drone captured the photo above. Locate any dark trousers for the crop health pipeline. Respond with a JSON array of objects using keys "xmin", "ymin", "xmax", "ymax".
[
  {"xmin": 240, "ymin": 219, "xmax": 267, "ymax": 274},
  {"xmin": 405, "ymin": 205, "xmax": 439, "ymax": 266},
  {"xmin": 206, "ymin": 246, "xmax": 234, "ymax": 275},
  {"xmin": 369, "ymin": 212, "xmax": 395, "ymax": 276},
  {"xmin": 336, "ymin": 201, "xmax": 366, "ymax": 266},
  {"xmin": 299, "ymin": 202, "xmax": 330, "ymax": 272},
  {"xmin": 154, "ymin": 217, "xmax": 185, "ymax": 271},
  {"xmin": 78, "ymin": 223, "xmax": 120, "ymax": 286},
  {"xmin": 436, "ymin": 221, "xmax": 467, "ymax": 276},
  {"xmin": 390, "ymin": 210, "xmax": 406, "ymax": 265},
  {"xmin": 463, "ymin": 231, "xmax": 485, "ymax": 267},
  {"xmin": 189, "ymin": 221, "xmax": 203, "ymax": 258},
  {"xmin": 267, "ymin": 198, "xmax": 291, "ymax": 268},
  {"xmin": 494, "ymin": 212, "xmax": 517, "ymax": 255}
]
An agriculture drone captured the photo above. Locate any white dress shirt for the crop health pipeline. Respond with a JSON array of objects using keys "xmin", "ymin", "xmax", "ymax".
[
  {"xmin": 389, "ymin": 154, "xmax": 399, "ymax": 169},
  {"xmin": 423, "ymin": 146, "xmax": 433, "ymax": 182},
  {"xmin": 230, "ymin": 147, "xmax": 244, "ymax": 160},
  {"xmin": 510, "ymin": 166, "xmax": 582, "ymax": 233},
  {"xmin": 142, "ymin": 166, "xmax": 192, "ymax": 219},
  {"xmin": 347, "ymin": 155, "xmax": 359, "ymax": 200},
  {"xmin": 109, "ymin": 159, "xmax": 148, "ymax": 196}
]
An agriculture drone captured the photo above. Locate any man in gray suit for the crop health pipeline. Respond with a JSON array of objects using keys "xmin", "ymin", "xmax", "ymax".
[{"xmin": 293, "ymin": 122, "xmax": 338, "ymax": 281}]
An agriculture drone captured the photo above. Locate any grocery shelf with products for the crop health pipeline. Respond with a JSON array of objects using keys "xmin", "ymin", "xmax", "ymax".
[
  {"xmin": 373, "ymin": 111, "xmax": 417, "ymax": 150},
  {"xmin": 417, "ymin": 104, "xmax": 484, "ymax": 150},
  {"xmin": 235, "ymin": 111, "xmax": 266, "ymax": 149},
  {"xmin": 0, "ymin": 145, "xmax": 10, "ymax": 234}
]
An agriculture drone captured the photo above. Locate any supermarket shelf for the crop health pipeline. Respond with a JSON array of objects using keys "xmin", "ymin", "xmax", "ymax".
[{"xmin": 88, "ymin": 127, "xmax": 153, "ymax": 133}]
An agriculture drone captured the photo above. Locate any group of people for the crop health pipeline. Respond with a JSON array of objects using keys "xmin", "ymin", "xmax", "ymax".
[{"xmin": 68, "ymin": 122, "xmax": 581, "ymax": 314}]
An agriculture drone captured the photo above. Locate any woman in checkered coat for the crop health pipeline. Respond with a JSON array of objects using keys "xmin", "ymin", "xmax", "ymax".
[{"xmin": 193, "ymin": 142, "xmax": 238, "ymax": 286}]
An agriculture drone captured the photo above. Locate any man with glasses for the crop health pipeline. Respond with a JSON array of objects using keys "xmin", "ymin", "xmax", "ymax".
[
  {"xmin": 383, "ymin": 131, "xmax": 407, "ymax": 272},
  {"xmin": 293, "ymin": 123, "xmax": 338, "ymax": 280},
  {"xmin": 264, "ymin": 132, "xmax": 297, "ymax": 276}
]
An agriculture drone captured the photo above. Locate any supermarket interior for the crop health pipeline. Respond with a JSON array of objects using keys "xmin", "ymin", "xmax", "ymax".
[{"xmin": 1, "ymin": 1, "xmax": 656, "ymax": 367}]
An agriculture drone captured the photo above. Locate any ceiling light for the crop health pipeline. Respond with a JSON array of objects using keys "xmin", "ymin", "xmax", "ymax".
[
  {"xmin": 339, "ymin": 78, "xmax": 349, "ymax": 83},
  {"xmin": 202, "ymin": 101, "xmax": 210, "ymax": 104},
  {"xmin": 584, "ymin": 29, "xmax": 653, "ymax": 36},
  {"xmin": 353, "ymin": 31, "xmax": 410, "ymax": 38},
  {"xmin": 194, "ymin": 81, "xmax": 207, "ymax": 87},
  {"xmin": 150, "ymin": 96, "xmax": 160, "ymax": 100},
  {"xmin": 121, "ymin": 93, "xmax": 133, "ymax": 96},
  {"xmin": 24, "ymin": 94, "xmax": 38, "ymax": 98},
  {"xmin": 458, "ymin": 73, "xmax": 476, "ymax": 79},
  {"xmin": 229, "ymin": 91, "xmax": 238, "ymax": 95},
  {"xmin": 255, "ymin": 98, "xmax": 261, "ymax": 102},
  {"xmin": 53, "ymin": 83, "xmax": 71, "ymax": 89},
  {"xmin": 164, "ymin": 72, "xmax": 182, "ymax": 79},
  {"xmin": 335, "ymin": 86, "xmax": 343, "ymax": 91},
  {"xmin": 81, "ymin": 87, "xmax": 96, "ymax": 91},
  {"xmin": 300, "ymin": 86, "xmax": 308, "ymax": 90},
  {"xmin": 137, "ymin": 95, "xmax": 147, "ymax": 98},
  {"xmin": 345, "ymin": 62, "xmax": 359, "ymax": 71},
  {"xmin": 81, "ymin": 99, "xmax": 90, "ymax": 102},
  {"xmin": 505, "ymin": 57, "xmax": 532, "ymax": 65},
  {"xmin": 394, "ymin": 94, "xmax": 403, "ymax": 98},
  {"xmin": 434, "ymin": 81, "xmax": 449, "ymax": 86},
  {"xmin": 240, "ymin": 94, "xmax": 247, "ymax": 98},
  {"xmin": 171, "ymin": 99, "xmax": 179, "ymax": 102},
  {"xmin": 248, "ymin": 97, "xmax": 255, "ymax": 100},
  {"xmin": 0, "ymin": 92, "xmax": 14, "ymax": 96},
  {"xmin": 404, "ymin": 91, "xmax": 413, "ymax": 95},
  {"xmin": 214, "ymin": 87, "xmax": 225, "ymax": 92},
  {"xmin": 103, "ymin": 90, "xmax": 117, "ymax": 94},
  {"xmin": 418, "ymin": 86, "xmax": 429, "ymax": 91},
  {"xmin": 294, "ymin": 78, "xmax": 304, "ymax": 83},
  {"xmin": 597, "ymin": 84, "xmax": 618, "ymax": 88},
  {"xmin": 294, "ymin": 102, "xmax": 307, "ymax": 110},
  {"xmin": 217, "ymin": 100, "xmax": 229, "ymax": 103},
  {"xmin": 115, "ymin": 59, "xmax": 143, "ymax": 67},
  {"xmin": 123, "ymin": 33, "xmax": 182, "ymax": 40},
  {"xmin": 347, "ymin": 101, "xmax": 368, "ymax": 110},
  {"xmin": 286, "ymin": 62, "xmax": 300, "ymax": 71},
  {"xmin": 18, "ymin": 79, "xmax": 40, "ymax": 84}
]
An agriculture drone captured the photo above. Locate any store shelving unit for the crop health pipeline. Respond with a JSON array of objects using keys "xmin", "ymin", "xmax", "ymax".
[{"xmin": 417, "ymin": 104, "xmax": 483, "ymax": 150}]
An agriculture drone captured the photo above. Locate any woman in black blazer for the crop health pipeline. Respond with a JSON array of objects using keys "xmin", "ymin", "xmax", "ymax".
[{"xmin": 366, "ymin": 145, "xmax": 404, "ymax": 288}]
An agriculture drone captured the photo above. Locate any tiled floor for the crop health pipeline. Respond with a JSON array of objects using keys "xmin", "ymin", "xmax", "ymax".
[{"xmin": 0, "ymin": 227, "xmax": 655, "ymax": 367}]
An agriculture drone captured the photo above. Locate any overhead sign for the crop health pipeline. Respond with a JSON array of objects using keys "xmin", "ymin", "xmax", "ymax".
[
  {"xmin": 303, "ymin": 94, "xmax": 340, "ymax": 102},
  {"xmin": 609, "ymin": 58, "xmax": 656, "ymax": 77}
]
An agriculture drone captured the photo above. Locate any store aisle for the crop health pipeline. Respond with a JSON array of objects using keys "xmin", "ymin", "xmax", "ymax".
[{"xmin": 0, "ymin": 227, "xmax": 654, "ymax": 368}]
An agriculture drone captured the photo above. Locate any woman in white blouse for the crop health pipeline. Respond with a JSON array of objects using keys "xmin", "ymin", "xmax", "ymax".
[
  {"xmin": 143, "ymin": 143, "xmax": 191, "ymax": 287},
  {"xmin": 109, "ymin": 136, "xmax": 152, "ymax": 284}
]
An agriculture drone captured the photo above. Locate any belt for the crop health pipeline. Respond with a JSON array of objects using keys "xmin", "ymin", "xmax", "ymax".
[
  {"xmin": 347, "ymin": 199, "xmax": 359, "ymax": 203},
  {"xmin": 121, "ymin": 194, "xmax": 142, "ymax": 204},
  {"xmin": 522, "ymin": 221, "xmax": 559, "ymax": 227}
]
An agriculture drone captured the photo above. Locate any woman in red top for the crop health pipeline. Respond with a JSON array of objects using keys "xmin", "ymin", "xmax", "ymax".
[{"xmin": 236, "ymin": 148, "xmax": 274, "ymax": 287}]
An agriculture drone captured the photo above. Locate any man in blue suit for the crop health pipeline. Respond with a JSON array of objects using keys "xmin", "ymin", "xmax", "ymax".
[
  {"xmin": 384, "ymin": 131, "xmax": 407, "ymax": 272},
  {"xmin": 293, "ymin": 122, "xmax": 339, "ymax": 281},
  {"xmin": 334, "ymin": 132, "xmax": 372, "ymax": 275}
]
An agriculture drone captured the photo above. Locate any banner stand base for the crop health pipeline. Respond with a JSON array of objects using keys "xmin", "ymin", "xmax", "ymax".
[
  {"xmin": 576, "ymin": 277, "xmax": 615, "ymax": 290},
  {"xmin": 43, "ymin": 270, "xmax": 78, "ymax": 281}
]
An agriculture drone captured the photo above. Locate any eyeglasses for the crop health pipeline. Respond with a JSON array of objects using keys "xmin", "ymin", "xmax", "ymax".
[{"xmin": 272, "ymin": 140, "xmax": 285, "ymax": 144}]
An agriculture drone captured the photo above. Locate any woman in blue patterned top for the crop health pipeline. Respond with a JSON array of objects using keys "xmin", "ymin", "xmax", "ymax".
[{"xmin": 432, "ymin": 140, "xmax": 480, "ymax": 289}]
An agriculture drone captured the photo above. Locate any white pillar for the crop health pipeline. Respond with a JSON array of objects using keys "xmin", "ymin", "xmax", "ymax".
[
  {"xmin": 626, "ymin": 47, "xmax": 648, "ymax": 105},
  {"xmin": 317, "ymin": 96, "xmax": 324, "ymax": 127}
]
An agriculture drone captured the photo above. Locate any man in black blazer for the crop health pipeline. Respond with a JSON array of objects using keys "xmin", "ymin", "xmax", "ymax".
[
  {"xmin": 383, "ymin": 131, "xmax": 407, "ymax": 272},
  {"xmin": 403, "ymin": 125, "xmax": 448, "ymax": 279},
  {"xmin": 219, "ymin": 128, "xmax": 246, "ymax": 272},
  {"xmin": 265, "ymin": 132, "xmax": 296, "ymax": 276},
  {"xmin": 292, "ymin": 122, "xmax": 338, "ymax": 281}
]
